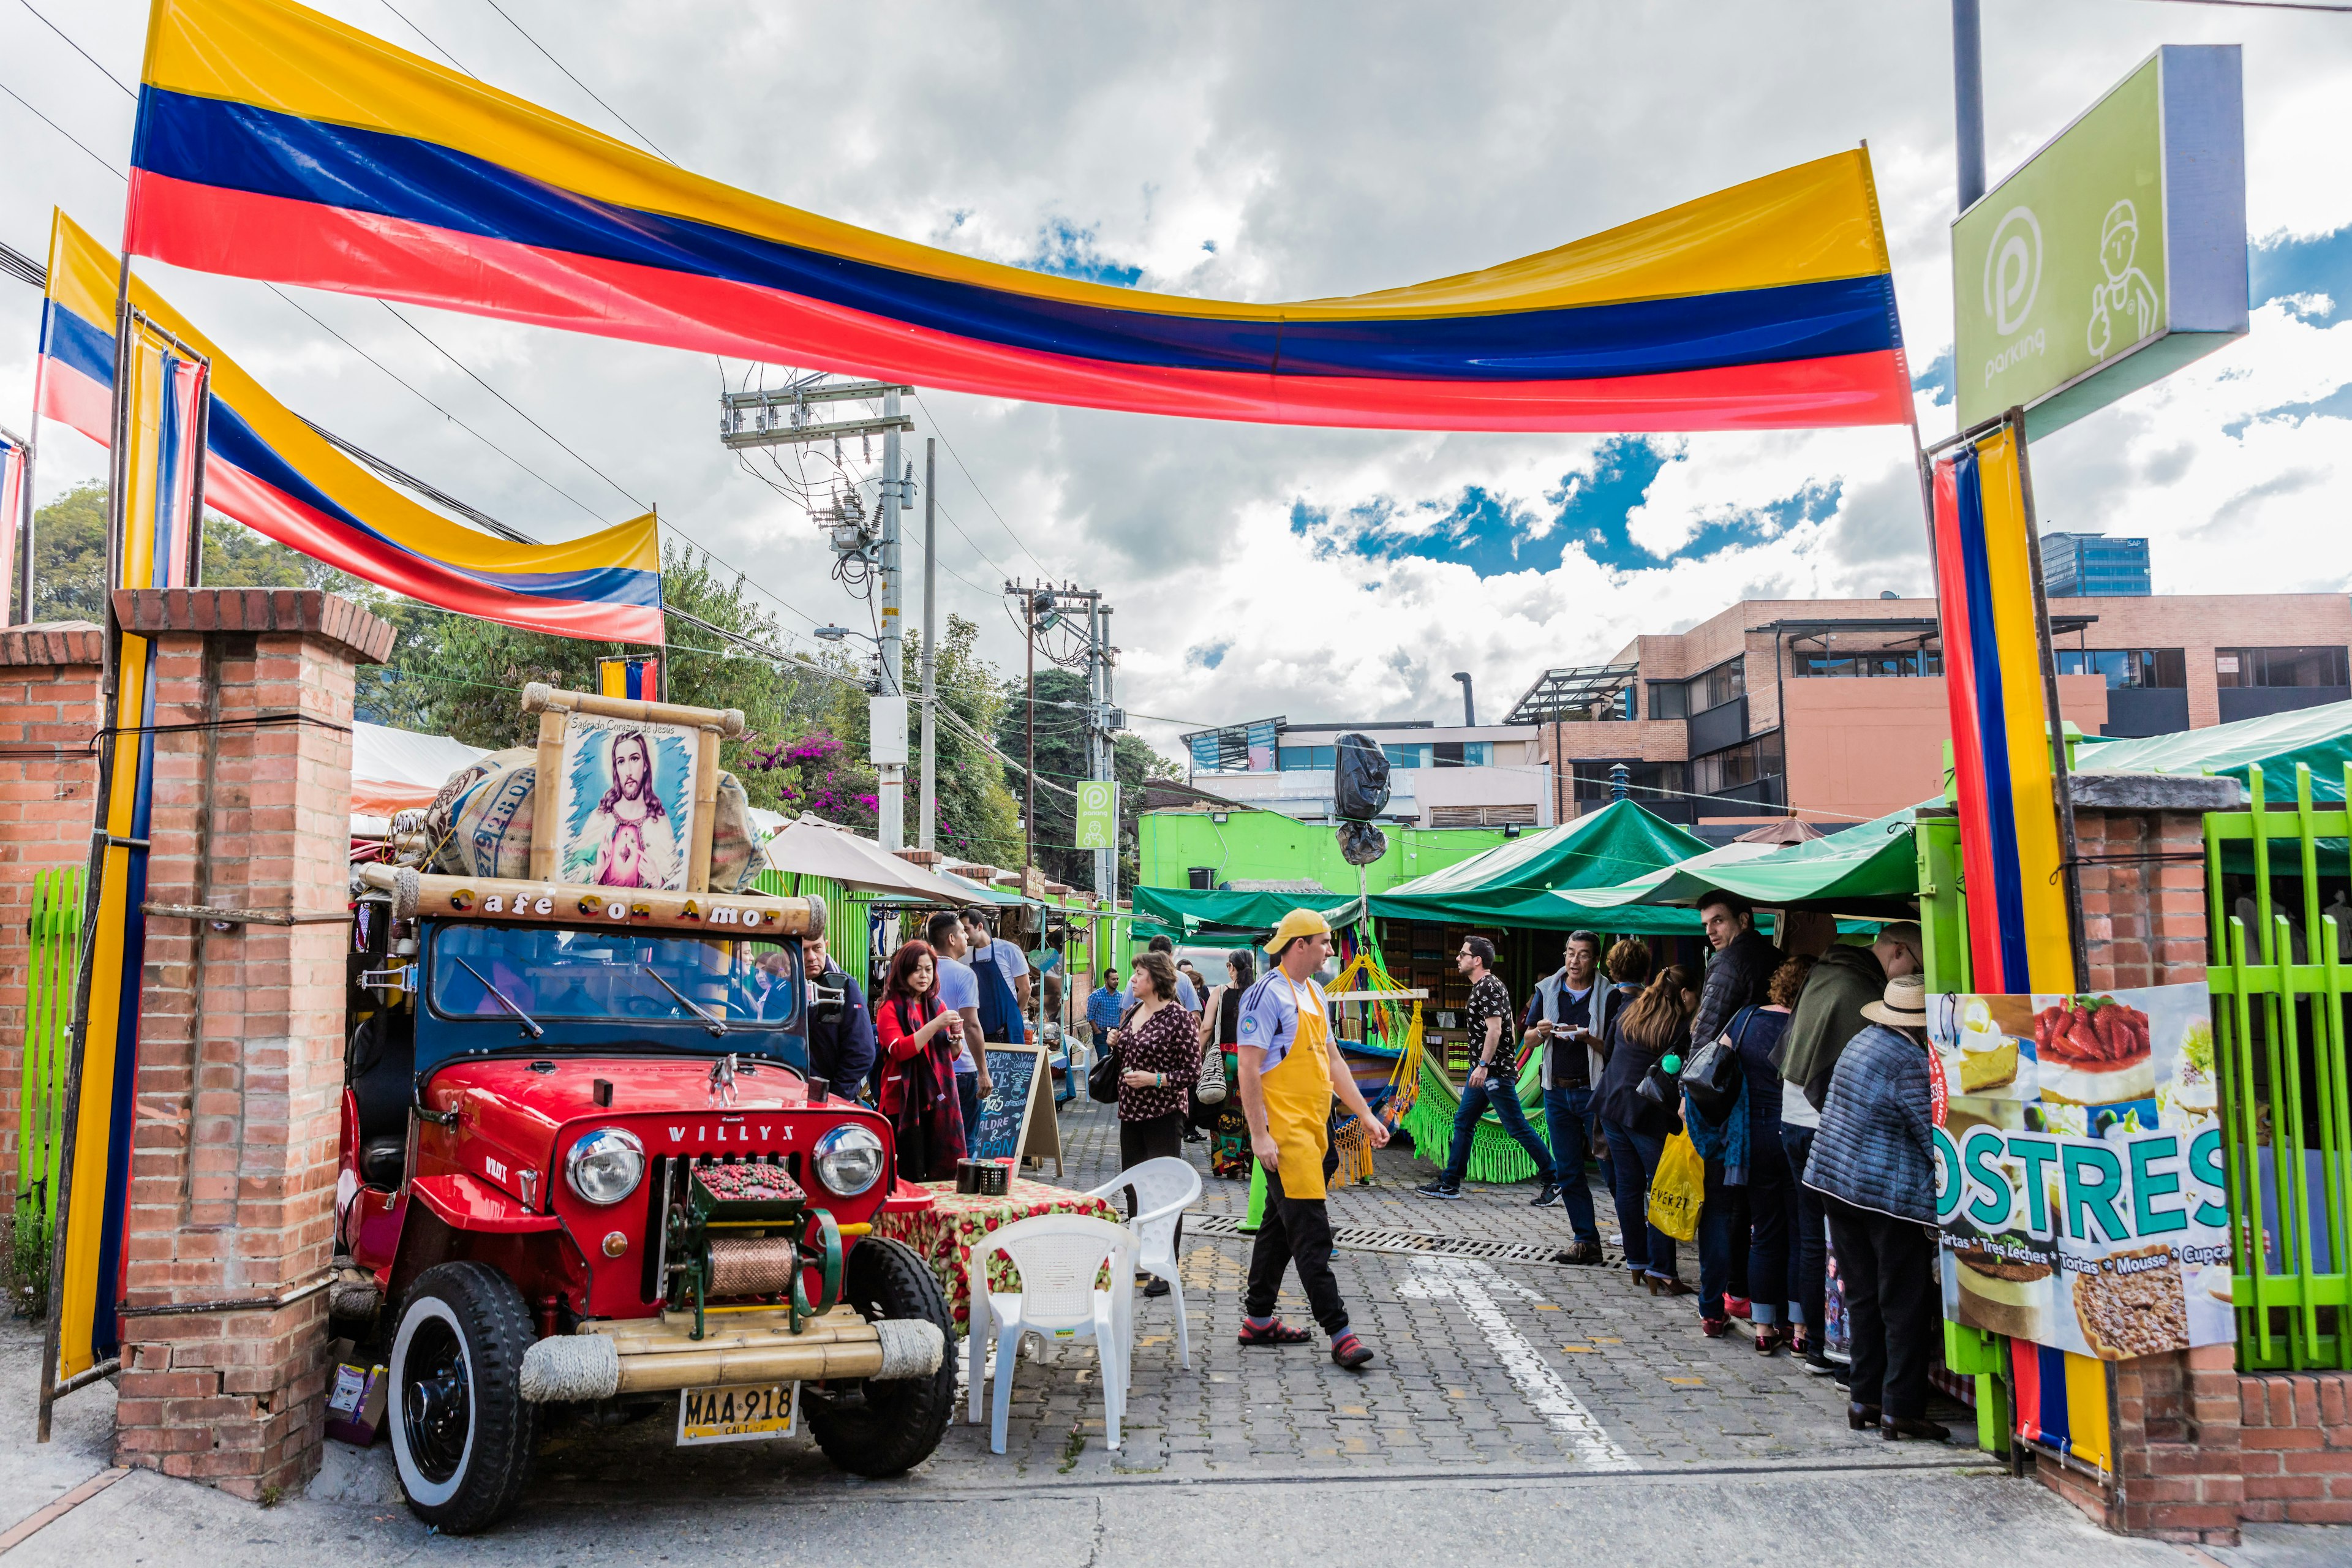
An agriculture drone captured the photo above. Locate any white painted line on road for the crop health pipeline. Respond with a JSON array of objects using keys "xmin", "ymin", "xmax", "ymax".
[{"xmin": 1397, "ymin": 1257, "xmax": 1638, "ymax": 1472}]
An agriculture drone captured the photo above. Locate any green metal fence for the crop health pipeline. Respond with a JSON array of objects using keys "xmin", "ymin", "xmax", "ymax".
[
  {"xmin": 2205, "ymin": 761, "xmax": 2352, "ymax": 1371},
  {"xmin": 13, "ymin": 868, "xmax": 81, "ymax": 1299}
]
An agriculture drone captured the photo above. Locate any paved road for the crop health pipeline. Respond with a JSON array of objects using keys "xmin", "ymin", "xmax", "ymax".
[{"xmin": 0, "ymin": 1095, "xmax": 2338, "ymax": 1564}]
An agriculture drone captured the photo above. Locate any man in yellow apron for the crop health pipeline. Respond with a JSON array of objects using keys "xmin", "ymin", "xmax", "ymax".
[{"xmin": 1233, "ymin": 909, "xmax": 1392, "ymax": 1368}]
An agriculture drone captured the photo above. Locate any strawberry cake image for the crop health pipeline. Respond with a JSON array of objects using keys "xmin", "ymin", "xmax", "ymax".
[{"xmin": 2034, "ymin": 997, "xmax": 2155, "ymax": 1106}]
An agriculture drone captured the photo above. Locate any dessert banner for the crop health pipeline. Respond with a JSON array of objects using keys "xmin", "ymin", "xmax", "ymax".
[{"xmin": 1929, "ymin": 982, "xmax": 2232, "ymax": 1360}]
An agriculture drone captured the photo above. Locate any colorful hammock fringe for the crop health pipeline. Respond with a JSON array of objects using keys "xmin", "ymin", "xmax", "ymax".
[
  {"xmin": 124, "ymin": 0, "xmax": 1913, "ymax": 435},
  {"xmin": 1929, "ymin": 424, "xmax": 2076, "ymax": 995},
  {"xmin": 1398, "ymin": 1055, "xmax": 1554, "ymax": 1186},
  {"xmin": 39, "ymin": 209, "xmax": 663, "ymax": 642}
]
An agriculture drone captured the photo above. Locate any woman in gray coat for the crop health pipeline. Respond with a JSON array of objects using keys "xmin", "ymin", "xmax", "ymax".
[{"xmin": 1803, "ymin": 973, "xmax": 1947, "ymax": 1442}]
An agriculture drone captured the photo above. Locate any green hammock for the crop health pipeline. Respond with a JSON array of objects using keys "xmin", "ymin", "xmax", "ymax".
[{"xmin": 1396, "ymin": 1053, "xmax": 1552, "ymax": 1185}]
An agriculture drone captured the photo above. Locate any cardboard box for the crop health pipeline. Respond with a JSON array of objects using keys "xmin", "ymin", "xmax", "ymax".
[{"xmin": 325, "ymin": 1361, "xmax": 388, "ymax": 1447}]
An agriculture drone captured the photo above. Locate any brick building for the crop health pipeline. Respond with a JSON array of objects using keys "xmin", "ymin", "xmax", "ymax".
[{"xmin": 1513, "ymin": 593, "xmax": 2352, "ymax": 831}]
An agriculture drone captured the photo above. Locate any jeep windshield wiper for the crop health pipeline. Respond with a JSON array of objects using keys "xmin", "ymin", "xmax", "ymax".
[
  {"xmin": 639, "ymin": 963, "xmax": 730, "ymax": 1037},
  {"xmin": 454, "ymin": 958, "xmax": 543, "ymax": 1040}
]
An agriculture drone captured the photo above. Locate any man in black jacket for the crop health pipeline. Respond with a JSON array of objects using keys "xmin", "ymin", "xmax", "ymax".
[
  {"xmin": 801, "ymin": 933, "xmax": 876, "ymax": 1098},
  {"xmin": 1691, "ymin": 889, "xmax": 1776, "ymax": 1055}
]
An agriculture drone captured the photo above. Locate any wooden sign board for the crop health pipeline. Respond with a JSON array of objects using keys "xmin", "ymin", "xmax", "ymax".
[
  {"xmin": 356, "ymin": 865, "xmax": 823, "ymax": 939},
  {"xmin": 971, "ymin": 1044, "xmax": 1061, "ymax": 1178}
]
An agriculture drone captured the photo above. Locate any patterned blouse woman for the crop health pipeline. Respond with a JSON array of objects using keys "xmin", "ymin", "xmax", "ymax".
[{"xmin": 1108, "ymin": 949, "xmax": 1201, "ymax": 1295}]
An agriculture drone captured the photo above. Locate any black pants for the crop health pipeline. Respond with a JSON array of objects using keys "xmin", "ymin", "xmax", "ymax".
[
  {"xmin": 1824, "ymin": 1195, "xmax": 1937, "ymax": 1419},
  {"xmin": 1243, "ymin": 1161, "xmax": 1348, "ymax": 1335},
  {"xmin": 1781, "ymin": 1126, "xmax": 1827, "ymax": 1339},
  {"xmin": 1117, "ymin": 1111, "xmax": 1188, "ymax": 1253}
]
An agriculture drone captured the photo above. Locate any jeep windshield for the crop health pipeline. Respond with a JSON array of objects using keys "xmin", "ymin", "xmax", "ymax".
[{"xmin": 427, "ymin": 923, "xmax": 801, "ymax": 1036}]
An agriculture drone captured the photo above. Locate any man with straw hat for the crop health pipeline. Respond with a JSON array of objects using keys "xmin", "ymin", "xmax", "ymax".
[{"xmin": 1233, "ymin": 907, "xmax": 1392, "ymax": 1369}]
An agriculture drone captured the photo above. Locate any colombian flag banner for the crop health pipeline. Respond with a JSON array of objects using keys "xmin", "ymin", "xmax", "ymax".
[
  {"xmin": 1930, "ymin": 424, "xmax": 2075, "ymax": 997},
  {"xmin": 39, "ymin": 210, "xmax": 664, "ymax": 643},
  {"xmin": 52, "ymin": 315, "xmax": 206, "ymax": 1384},
  {"xmin": 123, "ymin": 0, "xmax": 1912, "ymax": 434},
  {"xmin": 598, "ymin": 654, "xmax": 661, "ymax": 701},
  {"xmin": 0, "ymin": 430, "xmax": 24, "ymax": 606}
]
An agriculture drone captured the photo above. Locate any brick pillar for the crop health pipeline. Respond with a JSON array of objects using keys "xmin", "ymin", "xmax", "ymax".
[
  {"xmin": 109, "ymin": 589, "xmax": 393, "ymax": 1500},
  {"xmin": 0, "ymin": 622, "xmax": 104, "ymax": 1226},
  {"xmin": 2059, "ymin": 772, "xmax": 2247, "ymax": 1544}
]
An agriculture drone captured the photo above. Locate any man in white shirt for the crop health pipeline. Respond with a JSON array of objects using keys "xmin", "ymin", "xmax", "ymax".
[{"xmin": 926, "ymin": 911, "xmax": 989, "ymax": 1142}]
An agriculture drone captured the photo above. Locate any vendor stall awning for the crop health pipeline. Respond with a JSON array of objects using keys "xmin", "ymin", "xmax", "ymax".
[
  {"xmin": 1129, "ymin": 886, "xmax": 1366, "ymax": 939},
  {"xmin": 1371, "ymin": 799, "xmax": 1716, "ymax": 932},
  {"xmin": 1572, "ymin": 807, "xmax": 1921, "ymax": 915},
  {"xmin": 762, "ymin": 816, "xmax": 979, "ymax": 903},
  {"xmin": 2079, "ymin": 699, "xmax": 2352, "ymax": 801},
  {"xmin": 352, "ymin": 720, "xmax": 488, "ymax": 816}
]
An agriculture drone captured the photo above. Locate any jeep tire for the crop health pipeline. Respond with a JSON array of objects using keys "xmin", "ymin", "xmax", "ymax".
[
  {"xmin": 388, "ymin": 1262, "xmax": 538, "ymax": 1534},
  {"xmin": 803, "ymin": 1235, "xmax": 956, "ymax": 1476}
]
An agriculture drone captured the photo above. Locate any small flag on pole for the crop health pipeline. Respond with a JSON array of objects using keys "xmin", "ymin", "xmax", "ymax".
[{"xmin": 600, "ymin": 655, "xmax": 662, "ymax": 702}]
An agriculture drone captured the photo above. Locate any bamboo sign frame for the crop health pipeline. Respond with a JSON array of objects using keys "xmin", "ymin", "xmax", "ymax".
[
  {"xmin": 356, "ymin": 865, "xmax": 824, "ymax": 939},
  {"xmin": 521, "ymin": 683, "xmax": 745, "ymax": 892}
]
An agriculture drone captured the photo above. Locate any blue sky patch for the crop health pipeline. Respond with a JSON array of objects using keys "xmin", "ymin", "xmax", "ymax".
[
  {"xmin": 2252, "ymin": 224, "xmax": 2351, "ymax": 311},
  {"xmin": 1187, "ymin": 639, "xmax": 1231, "ymax": 670},
  {"xmin": 1912, "ymin": 346, "xmax": 1954, "ymax": 405},
  {"xmin": 1023, "ymin": 218, "xmax": 1144, "ymax": 286}
]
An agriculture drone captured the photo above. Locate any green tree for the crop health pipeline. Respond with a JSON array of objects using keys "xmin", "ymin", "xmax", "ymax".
[
  {"xmin": 26, "ymin": 481, "xmax": 107, "ymax": 622},
  {"xmin": 995, "ymin": 666, "xmax": 1178, "ymax": 891},
  {"xmin": 818, "ymin": 614, "xmax": 1023, "ymax": 862}
]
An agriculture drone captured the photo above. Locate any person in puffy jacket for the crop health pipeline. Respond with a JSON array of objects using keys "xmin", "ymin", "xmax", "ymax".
[
  {"xmin": 1691, "ymin": 889, "xmax": 1777, "ymax": 1060},
  {"xmin": 1803, "ymin": 972, "xmax": 1945, "ymax": 1444}
]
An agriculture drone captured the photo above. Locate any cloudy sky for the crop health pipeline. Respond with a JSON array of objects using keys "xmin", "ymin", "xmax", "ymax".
[{"xmin": 2, "ymin": 0, "xmax": 2347, "ymax": 759}]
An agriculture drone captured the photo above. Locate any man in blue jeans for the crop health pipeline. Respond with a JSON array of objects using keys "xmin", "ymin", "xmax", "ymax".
[
  {"xmin": 1416, "ymin": 937, "xmax": 1551, "ymax": 1200},
  {"xmin": 1520, "ymin": 930, "xmax": 1615, "ymax": 1265}
]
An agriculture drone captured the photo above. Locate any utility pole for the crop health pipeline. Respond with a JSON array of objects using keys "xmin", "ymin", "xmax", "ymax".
[
  {"xmin": 1023, "ymin": 592, "xmax": 1038, "ymax": 888},
  {"xmin": 1005, "ymin": 581, "xmax": 1120, "ymax": 897},
  {"xmin": 1953, "ymin": 0, "xmax": 1987, "ymax": 213},
  {"xmin": 714, "ymin": 376, "xmax": 915, "ymax": 842},
  {"xmin": 919, "ymin": 438, "xmax": 937, "ymax": 852}
]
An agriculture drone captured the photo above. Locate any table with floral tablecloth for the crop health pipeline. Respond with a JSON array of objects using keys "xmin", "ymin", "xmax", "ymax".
[{"xmin": 871, "ymin": 1177, "xmax": 1118, "ymax": 1332}]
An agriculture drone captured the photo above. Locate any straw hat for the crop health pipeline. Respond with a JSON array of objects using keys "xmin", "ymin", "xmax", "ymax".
[
  {"xmin": 1860, "ymin": 972, "xmax": 1929, "ymax": 1029},
  {"xmin": 1264, "ymin": 907, "xmax": 1333, "ymax": 957}
]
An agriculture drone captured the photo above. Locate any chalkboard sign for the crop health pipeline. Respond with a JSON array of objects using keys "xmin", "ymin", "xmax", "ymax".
[{"xmin": 968, "ymin": 1045, "xmax": 1046, "ymax": 1164}]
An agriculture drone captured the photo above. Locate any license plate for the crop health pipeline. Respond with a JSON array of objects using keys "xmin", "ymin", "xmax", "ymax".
[{"xmin": 676, "ymin": 1381, "xmax": 799, "ymax": 1446}]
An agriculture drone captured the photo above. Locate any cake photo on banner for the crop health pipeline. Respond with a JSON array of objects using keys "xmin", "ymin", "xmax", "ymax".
[{"xmin": 1929, "ymin": 981, "xmax": 2232, "ymax": 1360}]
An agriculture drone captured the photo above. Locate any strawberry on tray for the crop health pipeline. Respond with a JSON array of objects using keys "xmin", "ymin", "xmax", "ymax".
[{"xmin": 2034, "ymin": 996, "xmax": 2155, "ymax": 1107}]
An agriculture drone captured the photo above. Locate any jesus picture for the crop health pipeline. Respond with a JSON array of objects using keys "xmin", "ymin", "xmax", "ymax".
[{"xmin": 555, "ymin": 714, "xmax": 694, "ymax": 891}]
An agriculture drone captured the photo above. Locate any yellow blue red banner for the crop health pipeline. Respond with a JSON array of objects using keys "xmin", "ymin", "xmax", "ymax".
[
  {"xmin": 53, "ymin": 312, "xmax": 206, "ymax": 1383},
  {"xmin": 122, "ymin": 0, "xmax": 1913, "ymax": 434},
  {"xmin": 0, "ymin": 429, "xmax": 25, "ymax": 606},
  {"xmin": 1930, "ymin": 424, "xmax": 2076, "ymax": 997},
  {"xmin": 38, "ymin": 209, "xmax": 663, "ymax": 642}
]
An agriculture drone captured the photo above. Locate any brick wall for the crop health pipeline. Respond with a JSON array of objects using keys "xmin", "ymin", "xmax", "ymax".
[
  {"xmin": 0, "ymin": 622, "xmax": 104, "ymax": 1216},
  {"xmin": 107, "ymin": 589, "xmax": 392, "ymax": 1500},
  {"xmin": 2239, "ymin": 1373, "xmax": 2352, "ymax": 1525}
]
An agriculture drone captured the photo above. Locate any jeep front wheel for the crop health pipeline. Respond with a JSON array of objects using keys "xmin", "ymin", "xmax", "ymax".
[
  {"xmin": 803, "ymin": 1235, "xmax": 955, "ymax": 1476},
  {"xmin": 388, "ymin": 1262, "xmax": 538, "ymax": 1534}
]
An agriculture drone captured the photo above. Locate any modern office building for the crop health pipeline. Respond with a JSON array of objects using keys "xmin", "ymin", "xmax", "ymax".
[
  {"xmin": 1176, "ymin": 717, "xmax": 1552, "ymax": 829},
  {"xmin": 1512, "ymin": 593, "xmax": 2352, "ymax": 831},
  {"xmin": 2040, "ymin": 532, "xmax": 2152, "ymax": 597}
]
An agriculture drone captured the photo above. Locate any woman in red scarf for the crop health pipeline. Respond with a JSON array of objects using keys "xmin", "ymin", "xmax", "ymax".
[{"xmin": 873, "ymin": 940, "xmax": 968, "ymax": 1181}]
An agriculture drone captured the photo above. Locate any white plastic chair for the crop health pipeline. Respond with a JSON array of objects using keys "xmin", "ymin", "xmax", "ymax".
[
  {"xmin": 965, "ymin": 1213, "xmax": 1136, "ymax": 1454},
  {"xmin": 1087, "ymin": 1155, "xmax": 1203, "ymax": 1368}
]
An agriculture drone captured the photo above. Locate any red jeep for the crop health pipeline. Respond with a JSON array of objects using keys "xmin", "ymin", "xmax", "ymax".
[{"xmin": 339, "ymin": 863, "xmax": 951, "ymax": 1533}]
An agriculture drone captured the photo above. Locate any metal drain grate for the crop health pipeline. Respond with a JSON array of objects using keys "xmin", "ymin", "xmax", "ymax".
[{"xmin": 1189, "ymin": 1212, "xmax": 1604, "ymax": 1265}]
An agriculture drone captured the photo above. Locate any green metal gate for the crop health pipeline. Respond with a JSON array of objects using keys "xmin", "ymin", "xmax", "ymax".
[
  {"xmin": 2205, "ymin": 761, "xmax": 2351, "ymax": 1371},
  {"xmin": 13, "ymin": 868, "xmax": 81, "ymax": 1307}
]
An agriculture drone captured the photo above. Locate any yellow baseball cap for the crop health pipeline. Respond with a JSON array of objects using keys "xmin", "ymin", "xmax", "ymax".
[{"xmin": 1264, "ymin": 907, "xmax": 1333, "ymax": 956}]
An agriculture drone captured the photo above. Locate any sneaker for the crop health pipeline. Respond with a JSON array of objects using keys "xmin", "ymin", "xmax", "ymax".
[
  {"xmin": 1552, "ymin": 1240, "xmax": 1604, "ymax": 1266},
  {"xmin": 1700, "ymin": 1316, "xmax": 1730, "ymax": 1338},
  {"xmin": 1330, "ymin": 1332, "xmax": 1374, "ymax": 1370},
  {"xmin": 1529, "ymin": 1184, "xmax": 1559, "ymax": 1207},
  {"xmin": 1724, "ymin": 1295, "xmax": 1752, "ymax": 1321},
  {"xmin": 1414, "ymin": 1180, "xmax": 1464, "ymax": 1200},
  {"xmin": 1237, "ymin": 1316, "xmax": 1311, "ymax": 1347}
]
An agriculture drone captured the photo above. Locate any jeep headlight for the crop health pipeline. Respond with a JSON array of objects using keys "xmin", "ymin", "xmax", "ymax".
[
  {"xmin": 812, "ymin": 1124, "xmax": 886, "ymax": 1197},
  {"xmin": 565, "ymin": 1128, "xmax": 645, "ymax": 1205}
]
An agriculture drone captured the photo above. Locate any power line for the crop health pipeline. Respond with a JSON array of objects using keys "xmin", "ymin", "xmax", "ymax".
[
  {"xmin": 911, "ymin": 391, "xmax": 1055, "ymax": 576},
  {"xmin": 477, "ymin": 0, "xmax": 675, "ymax": 162},
  {"xmin": 0, "ymin": 77, "xmax": 124, "ymax": 178},
  {"xmin": 377, "ymin": 0, "xmax": 477, "ymax": 75},
  {"xmin": 17, "ymin": 1, "xmax": 130, "ymax": 97}
]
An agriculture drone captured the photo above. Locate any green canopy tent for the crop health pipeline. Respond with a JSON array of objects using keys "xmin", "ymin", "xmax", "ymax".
[
  {"xmin": 1572, "ymin": 805, "xmax": 1924, "ymax": 917},
  {"xmin": 2079, "ymin": 699, "xmax": 2352, "ymax": 802},
  {"xmin": 1368, "ymin": 798, "xmax": 1717, "ymax": 934},
  {"xmin": 1128, "ymin": 885, "xmax": 1366, "ymax": 942}
]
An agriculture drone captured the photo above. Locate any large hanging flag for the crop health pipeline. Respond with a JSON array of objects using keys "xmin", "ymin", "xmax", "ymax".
[
  {"xmin": 1930, "ymin": 423, "xmax": 2076, "ymax": 995},
  {"xmin": 50, "ymin": 309, "xmax": 206, "ymax": 1387},
  {"xmin": 39, "ymin": 210, "xmax": 663, "ymax": 642},
  {"xmin": 121, "ymin": 0, "xmax": 1913, "ymax": 434}
]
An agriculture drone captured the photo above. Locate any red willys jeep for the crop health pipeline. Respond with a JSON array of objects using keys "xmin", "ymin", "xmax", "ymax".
[{"xmin": 337, "ymin": 861, "xmax": 952, "ymax": 1534}]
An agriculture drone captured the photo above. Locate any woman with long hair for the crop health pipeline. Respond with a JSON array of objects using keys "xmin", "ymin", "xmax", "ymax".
[
  {"xmin": 872, "ymin": 940, "xmax": 967, "ymax": 1182},
  {"xmin": 1596, "ymin": 962, "xmax": 1699, "ymax": 1295},
  {"xmin": 1197, "ymin": 948, "xmax": 1257, "ymax": 1179}
]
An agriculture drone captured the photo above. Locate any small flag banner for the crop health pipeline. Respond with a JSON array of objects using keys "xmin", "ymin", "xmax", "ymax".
[
  {"xmin": 598, "ymin": 654, "xmax": 662, "ymax": 701},
  {"xmin": 1929, "ymin": 422, "xmax": 2076, "ymax": 996},
  {"xmin": 0, "ymin": 430, "xmax": 26, "ymax": 609},
  {"xmin": 2010, "ymin": 1340, "xmax": 2114, "ymax": 1474},
  {"xmin": 54, "ymin": 317, "xmax": 208, "ymax": 1384}
]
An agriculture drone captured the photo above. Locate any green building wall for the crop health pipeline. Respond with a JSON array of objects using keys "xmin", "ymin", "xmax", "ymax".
[{"xmin": 1137, "ymin": 809, "xmax": 1517, "ymax": 897}]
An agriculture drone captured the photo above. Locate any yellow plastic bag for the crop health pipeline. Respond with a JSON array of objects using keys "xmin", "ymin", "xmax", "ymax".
[{"xmin": 1646, "ymin": 1129, "xmax": 1705, "ymax": 1243}]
